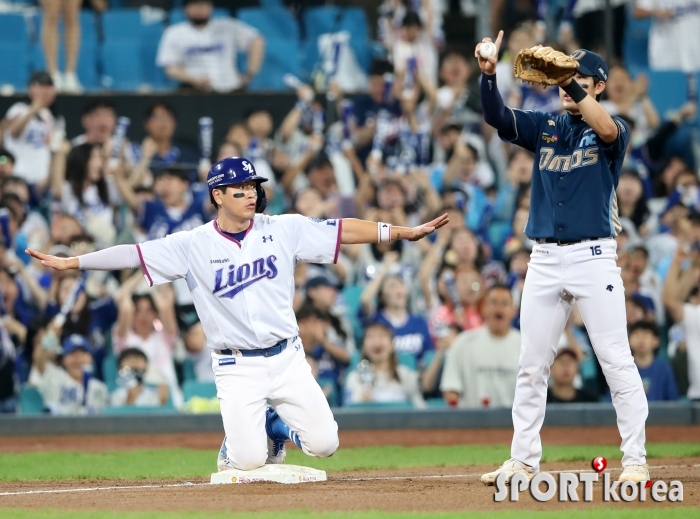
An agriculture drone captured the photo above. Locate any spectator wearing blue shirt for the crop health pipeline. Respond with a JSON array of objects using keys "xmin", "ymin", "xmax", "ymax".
[
  {"xmin": 629, "ymin": 321, "xmax": 679, "ymax": 402},
  {"xmin": 360, "ymin": 264, "xmax": 433, "ymax": 367},
  {"xmin": 130, "ymin": 102, "xmax": 200, "ymax": 185},
  {"xmin": 351, "ymin": 60, "xmax": 402, "ymax": 163}
]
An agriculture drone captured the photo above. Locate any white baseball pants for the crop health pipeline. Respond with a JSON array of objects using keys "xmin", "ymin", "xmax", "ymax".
[
  {"xmin": 211, "ymin": 337, "xmax": 339, "ymax": 470},
  {"xmin": 512, "ymin": 239, "xmax": 648, "ymax": 469}
]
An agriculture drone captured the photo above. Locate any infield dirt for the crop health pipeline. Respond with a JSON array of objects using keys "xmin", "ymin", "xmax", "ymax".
[{"xmin": 0, "ymin": 425, "xmax": 698, "ymax": 513}]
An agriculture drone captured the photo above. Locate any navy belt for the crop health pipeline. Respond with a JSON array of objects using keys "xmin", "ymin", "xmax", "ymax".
[
  {"xmin": 216, "ymin": 337, "xmax": 295, "ymax": 357},
  {"xmin": 535, "ymin": 237, "xmax": 608, "ymax": 246}
]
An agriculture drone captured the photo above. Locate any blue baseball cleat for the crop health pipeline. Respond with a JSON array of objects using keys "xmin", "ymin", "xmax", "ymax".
[
  {"xmin": 265, "ymin": 407, "xmax": 287, "ymax": 464},
  {"xmin": 217, "ymin": 436, "xmax": 235, "ymax": 472}
]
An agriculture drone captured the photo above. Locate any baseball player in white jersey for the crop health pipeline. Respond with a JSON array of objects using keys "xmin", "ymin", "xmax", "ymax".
[{"xmin": 28, "ymin": 156, "xmax": 448, "ymax": 471}]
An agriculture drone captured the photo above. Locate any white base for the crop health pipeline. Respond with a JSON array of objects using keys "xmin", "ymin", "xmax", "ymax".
[{"xmin": 210, "ymin": 464, "xmax": 327, "ymax": 485}]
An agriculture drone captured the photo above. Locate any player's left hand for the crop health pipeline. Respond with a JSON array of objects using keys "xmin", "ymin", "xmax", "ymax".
[
  {"xmin": 25, "ymin": 249, "xmax": 78, "ymax": 270},
  {"xmin": 405, "ymin": 213, "xmax": 449, "ymax": 241}
]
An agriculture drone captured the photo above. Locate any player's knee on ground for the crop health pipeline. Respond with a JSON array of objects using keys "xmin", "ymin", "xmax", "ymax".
[
  {"xmin": 302, "ymin": 429, "xmax": 339, "ymax": 458},
  {"xmin": 226, "ymin": 439, "xmax": 267, "ymax": 471}
]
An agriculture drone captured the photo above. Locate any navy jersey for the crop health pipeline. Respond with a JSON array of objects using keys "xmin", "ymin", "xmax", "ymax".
[
  {"xmin": 139, "ymin": 189, "xmax": 210, "ymax": 240},
  {"xmin": 372, "ymin": 312, "xmax": 434, "ymax": 362},
  {"xmin": 500, "ymin": 109, "xmax": 630, "ymax": 241}
]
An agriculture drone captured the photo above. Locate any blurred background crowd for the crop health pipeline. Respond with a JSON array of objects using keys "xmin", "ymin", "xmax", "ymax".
[{"xmin": 0, "ymin": 0, "xmax": 698, "ymax": 415}]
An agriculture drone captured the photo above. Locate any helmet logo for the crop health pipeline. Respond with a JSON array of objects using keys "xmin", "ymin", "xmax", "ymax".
[{"xmin": 242, "ymin": 161, "xmax": 253, "ymax": 173}]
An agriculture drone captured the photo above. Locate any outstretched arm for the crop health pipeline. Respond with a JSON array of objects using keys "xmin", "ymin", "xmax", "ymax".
[
  {"xmin": 26, "ymin": 244, "xmax": 142, "ymax": 272},
  {"xmin": 340, "ymin": 214, "xmax": 449, "ymax": 245}
]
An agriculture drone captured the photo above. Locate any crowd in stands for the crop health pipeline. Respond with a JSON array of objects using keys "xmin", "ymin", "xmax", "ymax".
[{"xmin": 0, "ymin": 0, "xmax": 698, "ymax": 416}]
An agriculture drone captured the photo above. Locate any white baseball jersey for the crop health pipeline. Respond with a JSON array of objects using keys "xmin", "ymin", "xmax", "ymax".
[
  {"xmin": 156, "ymin": 18, "xmax": 259, "ymax": 92},
  {"xmin": 136, "ymin": 215, "xmax": 342, "ymax": 351},
  {"xmin": 636, "ymin": 0, "xmax": 700, "ymax": 72},
  {"xmin": 3, "ymin": 103, "xmax": 55, "ymax": 184}
]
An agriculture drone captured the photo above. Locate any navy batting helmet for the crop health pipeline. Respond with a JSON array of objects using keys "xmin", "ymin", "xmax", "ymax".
[{"xmin": 206, "ymin": 157, "xmax": 268, "ymax": 213}]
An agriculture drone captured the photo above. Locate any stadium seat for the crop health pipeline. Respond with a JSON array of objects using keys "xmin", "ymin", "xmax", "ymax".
[
  {"xmin": 397, "ymin": 352, "xmax": 418, "ymax": 370},
  {"xmin": 623, "ymin": 8, "xmax": 651, "ymax": 70},
  {"xmin": 169, "ymin": 8, "xmax": 229, "ymax": 25},
  {"xmin": 102, "ymin": 9, "xmax": 171, "ymax": 90},
  {"xmin": 340, "ymin": 284, "xmax": 364, "ymax": 344},
  {"xmin": 0, "ymin": 43, "xmax": 30, "ymax": 90},
  {"xmin": 28, "ymin": 12, "xmax": 100, "ymax": 90},
  {"xmin": 0, "ymin": 13, "xmax": 31, "ymax": 43},
  {"xmin": 302, "ymin": 7, "xmax": 371, "ymax": 72},
  {"xmin": 19, "ymin": 386, "xmax": 45, "ymax": 414},
  {"xmin": 102, "ymin": 40, "xmax": 144, "ymax": 91},
  {"xmin": 183, "ymin": 357, "xmax": 196, "ymax": 382},
  {"xmin": 246, "ymin": 40, "xmax": 302, "ymax": 91},
  {"xmin": 646, "ymin": 70, "xmax": 690, "ymax": 118},
  {"xmin": 183, "ymin": 380, "xmax": 217, "ymax": 401},
  {"xmin": 102, "ymin": 353, "xmax": 118, "ymax": 392},
  {"xmin": 237, "ymin": 7, "xmax": 299, "ymax": 42},
  {"xmin": 426, "ymin": 398, "xmax": 447, "ymax": 408}
]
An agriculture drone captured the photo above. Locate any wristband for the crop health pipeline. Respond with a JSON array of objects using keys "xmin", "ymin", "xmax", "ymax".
[
  {"xmin": 378, "ymin": 222, "xmax": 392, "ymax": 243},
  {"xmin": 295, "ymin": 100, "xmax": 309, "ymax": 112},
  {"xmin": 562, "ymin": 80, "xmax": 587, "ymax": 104}
]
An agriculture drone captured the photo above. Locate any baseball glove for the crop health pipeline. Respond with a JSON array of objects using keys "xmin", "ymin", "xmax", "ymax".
[{"xmin": 513, "ymin": 46, "xmax": 579, "ymax": 86}]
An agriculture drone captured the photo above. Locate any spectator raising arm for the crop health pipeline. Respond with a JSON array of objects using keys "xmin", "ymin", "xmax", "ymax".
[
  {"xmin": 151, "ymin": 284, "xmax": 178, "ymax": 338},
  {"xmin": 241, "ymin": 36, "xmax": 265, "ymax": 87},
  {"xmin": 663, "ymin": 245, "xmax": 700, "ymax": 324}
]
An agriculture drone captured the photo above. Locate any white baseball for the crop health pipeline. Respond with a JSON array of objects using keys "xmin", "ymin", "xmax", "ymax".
[{"xmin": 479, "ymin": 42, "xmax": 497, "ymax": 59}]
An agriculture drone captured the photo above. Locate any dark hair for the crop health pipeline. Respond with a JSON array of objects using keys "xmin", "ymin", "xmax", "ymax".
[
  {"xmin": 369, "ymin": 59, "xmax": 394, "ymax": 77},
  {"xmin": 307, "ymin": 152, "xmax": 333, "ymax": 172},
  {"xmin": 81, "ymin": 100, "xmax": 117, "ymax": 117},
  {"xmin": 485, "ymin": 282, "xmax": 513, "ymax": 299},
  {"xmin": 361, "ymin": 321, "xmax": 399, "ymax": 381},
  {"xmin": 132, "ymin": 294, "xmax": 157, "ymax": 314},
  {"xmin": 244, "ymin": 108, "xmax": 272, "ymax": 119},
  {"xmin": 628, "ymin": 320, "xmax": 659, "ymax": 338},
  {"xmin": 145, "ymin": 101, "xmax": 177, "ymax": 121},
  {"xmin": 118, "ymin": 347, "xmax": 149, "ymax": 367},
  {"xmin": 295, "ymin": 302, "xmax": 327, "ymax": 323},
  {"xmin": 618, "ymin": 171, "xmax": 650, "ymax": 231},
  {"xmin": 402, "ymin": 11, "xmax": 422, "ymax": 28},
  {"xmin": 65, "ymin": 143, "xmax": 109, "ymax": 207},
  {"xmin": 0, "ymin": 194, "xmax": 24, "ymax": 224},
  {"xmin": 0, "ymin": 175, "xmax": 28, "ymax": 192},
  {"xmin": 626, "ymin": 294, "xmax": 647, "ymax": 315}
]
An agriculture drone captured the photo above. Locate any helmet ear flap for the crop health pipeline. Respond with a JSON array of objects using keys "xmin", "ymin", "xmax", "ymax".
[{"xmin": 255, "ymin": 182, "xmax": 267, "ymax": 213}]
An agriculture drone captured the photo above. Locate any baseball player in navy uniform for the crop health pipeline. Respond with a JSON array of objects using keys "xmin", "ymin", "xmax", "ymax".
[
  {"xmin": 28, "ymin": 157, "xmax": 448, "ymax": 471},
  {"xmin": 476, "ymin": 32, "xmax": 650, "ymax": 484}
]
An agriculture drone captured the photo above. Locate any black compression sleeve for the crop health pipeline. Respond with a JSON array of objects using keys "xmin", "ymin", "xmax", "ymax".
[
  {"xmin": 561, "ymin": 81, "xmax": 587, "ymax": 104},
  {"xmin": 480, "ymin": 73, "xmax": 516, "ymax": 140}
]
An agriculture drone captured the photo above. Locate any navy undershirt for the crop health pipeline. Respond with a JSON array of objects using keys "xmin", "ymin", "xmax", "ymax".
[{"xmin": 221, "ymin": 230, "xmax": 247, "ymax": 242}]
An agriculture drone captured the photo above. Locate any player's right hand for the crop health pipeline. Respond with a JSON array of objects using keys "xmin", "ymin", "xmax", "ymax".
[
  {"xmin": 475, "ymin": 30, "xmax": 504, "ymax": 75},
  {"xmin": 25, "ymin": 249, "xmax": 78, "ymax": 271}
]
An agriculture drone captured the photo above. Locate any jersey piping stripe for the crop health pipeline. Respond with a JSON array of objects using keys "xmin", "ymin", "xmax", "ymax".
[
  {"xmin": 333, "ymin": 219, "xmax": 343, "ymax": 264},
  {"xmin": 212, "ymin": 219, "xmax": 254, "ymax": 247},
  {"xmin": 135, "ymin": 244, "xmax": 153, "ymax": 287},
  {"xmin": 609, "ymin": 189, "xmax": 621, "ymax": 236},
  {"xmin": 507, "ymin": 107, "xmax": 519, "ymax": 141}
]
